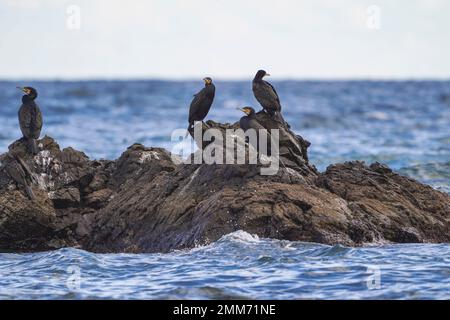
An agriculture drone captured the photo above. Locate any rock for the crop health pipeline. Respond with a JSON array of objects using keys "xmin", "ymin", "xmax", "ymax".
[
  {"xmin": 1, "ymin": 153, "xmax": 36, "ymax": 200},
  {"xmin": 112, "ymin": 143, "xmax": 179, "ymax": 187},
  {"xmin": 0, "ymin": 182, "xmax": 80, "ymax": 252},
  {"xmin": 84, "ymin": 188, "xmax": 114, "ymax": 209},
  {"xmin": 49, "ymin": 187, "xmax": 81, "ymax": 208},
  {"xmin": 316, "ymin": 161, "xmax": 450, "ymax": 244},
  {"xmin": 0, "ymin": 117, "xmax": 449, "ymax": 253},
  {"xmin": 0, "ymin": 136, "xmax": 109, "ymax": 252},
  {"xmin": 86, "ymin": 163, "xmax": 353, "ymax": 252}
]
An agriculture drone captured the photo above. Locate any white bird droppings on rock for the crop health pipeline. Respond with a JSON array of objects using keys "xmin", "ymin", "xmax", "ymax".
[{"xmin": 139, "ymin": 151, "xmax": 161, "ymax": 163}]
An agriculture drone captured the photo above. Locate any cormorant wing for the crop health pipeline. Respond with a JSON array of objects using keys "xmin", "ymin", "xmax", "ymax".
[
  {"xmin": 18, "ymin": 105, "xmax": 32, "ymax": 129},
  {"xmin": 35, "ymin": 105, "xmax": 43, "ymax": 132},
  {"xmin": 264, "ymin": 80, "xmax": 281, "ymax": 105},
  {"xmin": 188, "ymin": 88, "xmax": 206, "ymax": 123}
]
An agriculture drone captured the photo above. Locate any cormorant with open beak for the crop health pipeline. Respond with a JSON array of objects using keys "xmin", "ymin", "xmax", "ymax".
[
  {"xmin": 252, "ymin": 70, "xmax": 288, "ymax": 127},
  {"xmin": 17, "ymin": 86, "xmax": 43, "ymax": 155},
  {"xmin": 187, "ymin": 77, "xmax": 215, "ymax": 134}
]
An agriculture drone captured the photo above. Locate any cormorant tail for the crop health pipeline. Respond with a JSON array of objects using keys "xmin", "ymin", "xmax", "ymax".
[
  {"xmin": 25, "ymin": 185, "xmax": 35, "ymax": 200},
  {"xmin": 27, "ymin": 138, "xmax": 39, "ymax": 155}
]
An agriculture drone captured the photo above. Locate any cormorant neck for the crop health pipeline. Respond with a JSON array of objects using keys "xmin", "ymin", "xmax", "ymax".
[{"xmin": 22, "ymin": 95, "xmax": 35, "ymax": 104}]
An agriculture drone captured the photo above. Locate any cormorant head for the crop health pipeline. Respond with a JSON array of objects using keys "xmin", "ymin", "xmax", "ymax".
[
  {"xmin": 203, "ymin": 77, "xmax": 213, "ymax": 86},
  {"xmin": 17, "ymin": 86, "xmax": 38, "ymax": 100},
  {"xmin": 254, "ymin": 70, "xmax": 270, "ymax": 80},
  {"xmin": 240, "ymin": 106, "xmax": 256, "ymax": 116}
]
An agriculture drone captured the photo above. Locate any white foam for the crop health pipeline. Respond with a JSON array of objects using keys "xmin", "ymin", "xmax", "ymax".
[{"xmin": 220, "ymin": 230, "xmax": 260, "ymax": 243}]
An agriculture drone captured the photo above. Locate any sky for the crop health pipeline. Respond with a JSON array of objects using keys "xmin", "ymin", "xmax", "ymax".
[{"xmin": 0, "ymin": 0, "xmax": 449, "ymax": 80}]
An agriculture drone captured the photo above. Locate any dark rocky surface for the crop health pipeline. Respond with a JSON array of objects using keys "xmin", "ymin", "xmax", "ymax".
[{"xmin": 1, "ymin": 114, "xmax": 448, "ymax": 253}]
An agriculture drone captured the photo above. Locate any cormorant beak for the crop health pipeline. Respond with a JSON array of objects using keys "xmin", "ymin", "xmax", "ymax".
[
  {"xmin": 265, "ymin": 73, "xmax": 271, "ymax": 77},
  {"xmin": 239, "ymin": 108, "xmax": 250, "ymax": 115},
  {"xmin": 16, "ymin": 86, "xmax": 29, "ymax": 94}
]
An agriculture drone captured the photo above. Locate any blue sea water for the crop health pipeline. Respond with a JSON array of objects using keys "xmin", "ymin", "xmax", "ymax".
[
  {"xmin": 0, "ymin": 80, "xmax": 449, "ymax": 299},
  {"xmin": 0, "ymin": 232, "xmax": 449, "ymax": 300}
]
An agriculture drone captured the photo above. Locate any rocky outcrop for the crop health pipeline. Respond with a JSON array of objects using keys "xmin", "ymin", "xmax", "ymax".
[{"xmin": 0, "ymin": 114, "xmax": 449, "ymax": 253}]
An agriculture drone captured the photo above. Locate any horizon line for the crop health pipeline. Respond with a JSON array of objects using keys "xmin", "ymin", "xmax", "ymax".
[{"xmin": 1, "ymin": 76, "xmax": 450, "ymax": 82}]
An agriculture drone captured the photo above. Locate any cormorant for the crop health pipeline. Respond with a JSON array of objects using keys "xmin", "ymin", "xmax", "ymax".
[
  {"xmin": 239, "ymin": 107, "xmax": 266, "ymax": 132},
  {"xmin": 187, "ymin": 77, "xmax": 215, "ymax": 133},
  {"xmin": 239, "ymin": 106, "xmax": 270, "ymax": 155},
  {"xmin": 17, "ymin": 86, "xmax": 43, "ymax": 155},
  {"xmin": 239, "ymin": 107, "xmax": 287, "ymax": 168},
  {"xmin": 252, "ymin": 70, "xmax": 288, "ymax": 127},
  {"xmin": 3, "ymin": 153, "xmax": 36, "ymax": 200}
]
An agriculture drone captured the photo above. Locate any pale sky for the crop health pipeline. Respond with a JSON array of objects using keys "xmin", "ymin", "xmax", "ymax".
[{"xmin": 0, "ymin": 0, "xmax": 449, "ymax": 79}]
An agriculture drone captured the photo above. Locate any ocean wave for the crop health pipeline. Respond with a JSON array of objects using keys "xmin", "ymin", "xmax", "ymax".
[
  {"xmin": 217, "ymin": 230, "xmax": 260, "ymax": 244},
  {"xmin": 0, "ymin": 240, "xmax": 449, "ymax": 299}
]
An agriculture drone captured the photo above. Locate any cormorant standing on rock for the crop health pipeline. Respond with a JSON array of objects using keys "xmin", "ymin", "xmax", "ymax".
[
  {"xmin": 252, "ymin": 70, "xmax": 288, "ymax": 127},
  {"xmin": 17, "ymin": 87, "xmax": 43, "ymax": 155},
  {"xmin": 3, "ymin": 153, "xmax": 36, "ymax": 200},
  {"xmin": 187, "ymin": 77, "xmax": 215, "ymax": 133}
]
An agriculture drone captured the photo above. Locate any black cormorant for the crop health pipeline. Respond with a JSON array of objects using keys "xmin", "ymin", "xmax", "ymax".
[
  {"xmin": 239, "ymin": 107, "xmax": 287, "ymax": 167},
  {"xmin": 239, "ymin": 107, "xmax": 266, "ymax": 132},
  {"xmin": 187, "ymin": 77, "xmax": 215, "ymax": 133},
  {"xmin": 239, "ymin": 106, "xmax": 270, "ymax": 155},
  {"xmin": 17, "ymin": 87, "xmax": 43, "ymax": 155},
  {"xmin": 252, "ymin": 70, "xmax": 288, "ymax": 126}
]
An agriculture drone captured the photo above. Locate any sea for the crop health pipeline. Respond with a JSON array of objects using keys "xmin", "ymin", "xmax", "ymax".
[{"xmin": 0, "ymin": 80, "xmax": 449, "ymax": 299}]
